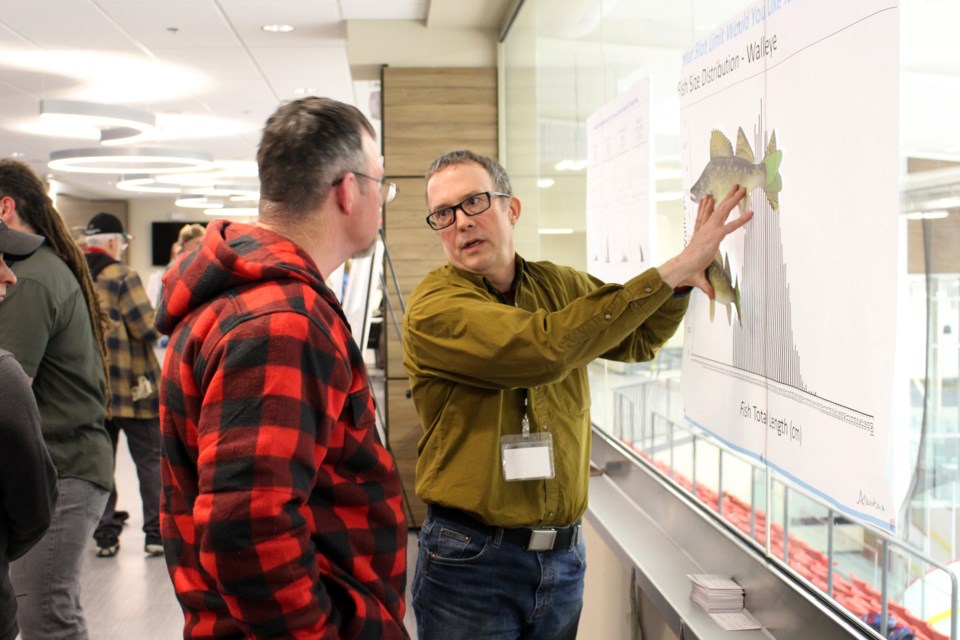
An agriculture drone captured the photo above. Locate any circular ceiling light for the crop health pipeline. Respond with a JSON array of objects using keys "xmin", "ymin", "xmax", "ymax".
[
  {"xmin": 40, "ymin": 99, "xmax": 156, "ymax": 145},
  {"xmin": 115, "ymin": 175, "xmax": 183, "ymax": 194},
  {"xmin": 261, "ymin": 24, "xmax": 294, "ymax": 32},
  {"xmin": 175, "ymin": 195, "xmax": 223, "ymax": 209},
  {"xmin": 49, "ymin": 147, "xmax": 214, "ymax": 174}
]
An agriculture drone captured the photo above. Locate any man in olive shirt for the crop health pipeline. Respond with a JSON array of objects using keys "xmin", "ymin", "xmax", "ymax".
[{"xmin": 402, "ymin": 149, "xmax": 751, "ymax": 639}]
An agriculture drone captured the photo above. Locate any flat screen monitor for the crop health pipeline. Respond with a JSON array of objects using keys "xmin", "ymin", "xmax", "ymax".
[{"xmin": 151, "ymin": 221, "xmax": 208, "ymax": 266}]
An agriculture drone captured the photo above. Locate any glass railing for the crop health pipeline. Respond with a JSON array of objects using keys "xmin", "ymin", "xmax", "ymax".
[{"xmin": 592, "ymin": 359, "xmax": 959, "ymax": 640}]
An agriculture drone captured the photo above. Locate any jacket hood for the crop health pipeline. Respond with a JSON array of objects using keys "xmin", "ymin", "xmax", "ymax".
[
  {"xmin": 155, "ymin": 220, "xmax": 327, "ymax": 335},
  {"xmin": 83, "ymin": 249, "xmax": 118, "ymax": 280}
]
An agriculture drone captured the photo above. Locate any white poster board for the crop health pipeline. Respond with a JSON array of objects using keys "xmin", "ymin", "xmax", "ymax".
[
  {"xmin": 679, "ymin": 0, "xmax": 900, "ymax": 531},
  {"xmin": 586, "ymin": 78, "xmax": 654, "ymax": 284},
  {"xmin": 341, "ymin": 240, "xmax": 384, "ymax": 353}
]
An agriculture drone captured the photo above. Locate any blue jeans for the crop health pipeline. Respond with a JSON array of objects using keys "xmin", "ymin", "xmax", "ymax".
[
  {"xmin": 9, "ymin": 477, "xmax": 109, "ymax": 640},
  {"xmin": 413, "ymin": 513, "xmax": 586, "ymax": 640}
]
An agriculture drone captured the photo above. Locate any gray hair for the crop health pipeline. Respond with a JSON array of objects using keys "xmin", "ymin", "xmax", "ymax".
[
  {"xmin": 84, "ymin": 233, "xmax": 120, "ymax": 250},
  {"xmin": 425, "ymin": 150, "xmax": 512, "ymax": 205}
]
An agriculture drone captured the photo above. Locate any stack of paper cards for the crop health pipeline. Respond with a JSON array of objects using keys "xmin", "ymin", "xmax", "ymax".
[{"xmin": 687, "ymin": 574, "xmax": 745, "ymax": 613}]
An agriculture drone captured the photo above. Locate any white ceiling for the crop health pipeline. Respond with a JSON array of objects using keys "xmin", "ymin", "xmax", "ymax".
[
  {"xmin": 0, "ymin": 0, "xmax": 504, "ymax": 200},
  {"xmin": 2, "ymin": 0, "xmax": 955, "ymax": 205}
]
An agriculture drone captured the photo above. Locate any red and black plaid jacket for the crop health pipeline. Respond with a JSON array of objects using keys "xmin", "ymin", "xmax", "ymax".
[{"xmin": 156, "ymin": 220, "xmax": 407, "ymax": 639}]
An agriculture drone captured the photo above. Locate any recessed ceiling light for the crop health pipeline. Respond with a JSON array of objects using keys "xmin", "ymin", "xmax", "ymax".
[
  {"xmin": 262, "ymin": 24, "xmax": 294, "ymax": 33},
  {"xmin": 293, "ymin": 87, "xmax": 316, "ymax": 95}
]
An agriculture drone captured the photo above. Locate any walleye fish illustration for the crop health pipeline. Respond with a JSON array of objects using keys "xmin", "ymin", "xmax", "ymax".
[
  {"xmin": 690, "ymin": 127, "xmax": 782, "ymax": 214},
  {"xmin": 707, "ymin": 250, "xmax": 741, "ymax": 326}
]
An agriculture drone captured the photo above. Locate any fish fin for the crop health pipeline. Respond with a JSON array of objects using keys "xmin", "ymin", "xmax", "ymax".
[
  {"xmin": 763, "ymin": 149, "xmax": 783, "ymax": 211},
  {"xmin": 765, "ymin": 186, "xmax": 780, "ymax": 211},
  {"xmin": 710, "ymin": 130, "xmax": 734, "ymax": 158},
  {"xmin": 724, "ymin": 255, "xmax": 736, "ymax": 327},
  {"xmin": 767, "ymin": 173, "xmax": 782, "ymax": 193},
  {"xmin": 735, "ymin": 127, "xmax": 755, "ymax": 162},
  {"xmin": 766, "ymin": 130, "xmax": 778, "ymax": 157},
  {"xmin": 763, "ymin": 150, "xmax": 783, "ymax": 183},
  {"xmin": 710, "ymin": 298, "xmax": 716, "ymax": 322}
]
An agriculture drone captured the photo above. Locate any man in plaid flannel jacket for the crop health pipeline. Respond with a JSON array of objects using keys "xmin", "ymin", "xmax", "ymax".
[
  {"xmin": 83, "ymin": 211, "xmax": 165, "ymax": 559},
  {"xmin": 155, "ymin": 97, "xmax": 407, "ymax": 639}
]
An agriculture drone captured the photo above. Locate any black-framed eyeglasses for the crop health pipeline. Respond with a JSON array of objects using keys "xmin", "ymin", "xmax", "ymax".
[
  {"xmin": 425, "ymin": 191, "xmax": 510, "ymax": 230},
  {"xmin": 333, "ymin": 171, "xmax": 397, "ymax": 204}
]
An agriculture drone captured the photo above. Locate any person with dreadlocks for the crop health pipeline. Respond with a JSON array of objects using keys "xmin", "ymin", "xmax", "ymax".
[{"xmin": 0, "ymin": 159, "xmax": 114, "ymax": 640}]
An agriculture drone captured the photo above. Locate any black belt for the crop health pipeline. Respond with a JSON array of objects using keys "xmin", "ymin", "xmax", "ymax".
[{"xmin": 428, "ymin": 504, "xmax": 581, "ymax": 552}]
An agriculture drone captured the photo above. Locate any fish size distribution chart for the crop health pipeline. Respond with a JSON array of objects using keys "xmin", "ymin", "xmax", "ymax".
[{"xmin": 678, "ymin": 0, "xmax": 900, "ymax": 531}]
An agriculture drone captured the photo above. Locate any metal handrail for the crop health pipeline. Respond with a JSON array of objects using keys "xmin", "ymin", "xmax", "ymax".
[{"xmin": 619, "ymin": 396, "xmax": 959, "ymax": 640}]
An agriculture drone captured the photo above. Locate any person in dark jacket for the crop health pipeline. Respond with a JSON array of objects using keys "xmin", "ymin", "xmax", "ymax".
[
  {"xmin": 0, "ymin": 220, "xmax": 58, "ymax": 640},
  {"xmin": 0, "ymin": 160, "xmax": 114, "ymax": 640}
]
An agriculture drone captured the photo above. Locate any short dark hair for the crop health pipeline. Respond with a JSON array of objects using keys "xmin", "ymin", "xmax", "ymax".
[
  {"xmin": 425, "ymin": 150, "xmax": 512, "ymax": 205},
  {"xmin": 257, "ymin": 97, "xmax": 376, "ymax": 217}
]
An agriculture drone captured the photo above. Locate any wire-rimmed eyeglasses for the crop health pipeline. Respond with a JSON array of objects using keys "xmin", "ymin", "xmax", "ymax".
[
  {"xmin": 425, "ymin": 191, "xmax": 510, "ymax": 230},
  {"xmin": 333, "ymin": 171, "xmax": 397, "ymax": 204}
]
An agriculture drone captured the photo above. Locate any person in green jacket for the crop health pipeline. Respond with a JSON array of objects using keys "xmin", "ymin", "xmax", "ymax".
[{"xmin": 402, "ymin": 149, "xmax": 751, "ymax": 640}]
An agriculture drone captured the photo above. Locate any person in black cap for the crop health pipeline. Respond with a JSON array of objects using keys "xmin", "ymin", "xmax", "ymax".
[
  {"xmin": 0, "ymin": 158, "xmax": 113, "ymax": 640},
  {"xmin": 0, "ymin": 219, "xmax": 44, "ymax": 265},
  {"xmin": 0, "ymin": 220, "xmax": 59, "ymax": 640},
  {"xmin": 82, "ymin": 212, "xmax": 164, "ymax": 558},
  {"xmin": 85, "ymin": 210, "xmax": 131, "ymax": 238}
]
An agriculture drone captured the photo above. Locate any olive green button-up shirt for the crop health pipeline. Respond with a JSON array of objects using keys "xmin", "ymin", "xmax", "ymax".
[{"xmin": 402, "ymin": 256, "xmax": 688, "ymax": 528}]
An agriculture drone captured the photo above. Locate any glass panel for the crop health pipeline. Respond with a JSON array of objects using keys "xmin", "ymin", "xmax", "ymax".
[{"xmin": 500, "ymin": 0, "xmax": 960, "ymax": 637}]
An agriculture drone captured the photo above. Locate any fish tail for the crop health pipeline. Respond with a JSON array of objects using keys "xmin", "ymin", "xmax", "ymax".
[{"xmin": 762, "ymin": 149, "xmax": 783, "ymax": 211}]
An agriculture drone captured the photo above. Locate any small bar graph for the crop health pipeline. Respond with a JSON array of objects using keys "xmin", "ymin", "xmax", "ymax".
[{"xmin": 732, "ymin": 116, "xmax": 806, "ymax": 391}]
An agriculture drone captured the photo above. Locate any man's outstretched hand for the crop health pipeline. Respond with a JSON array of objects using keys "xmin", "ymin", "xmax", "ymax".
[{"xmin": 658, "ymin": 184, "xmax": 753, "ymax": 298}]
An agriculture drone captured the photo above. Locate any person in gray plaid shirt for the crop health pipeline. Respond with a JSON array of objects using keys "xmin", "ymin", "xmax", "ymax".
[{"xmin": 82, "ymin": 212, "xmax": 164, "ymax": 558}]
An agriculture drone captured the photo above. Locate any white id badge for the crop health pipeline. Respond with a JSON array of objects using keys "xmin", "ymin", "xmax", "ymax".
[{"xmin": 501, "ymin": 433, "xmax": 555, "ymax": 481}]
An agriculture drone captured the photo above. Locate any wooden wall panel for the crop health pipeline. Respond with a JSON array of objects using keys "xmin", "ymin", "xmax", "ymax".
[
  {"xmin": 381, "ymin": 67, "xmax": 497, "ymax": 528},
  {"xmin": 383, "ymin": 67, "xmax": 497, "ymax": 177}
]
